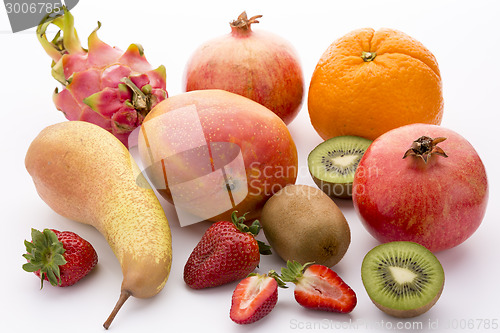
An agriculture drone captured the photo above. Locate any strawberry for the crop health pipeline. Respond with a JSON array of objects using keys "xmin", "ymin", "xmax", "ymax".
[
  {"xmin": 184, "ymin": 211, "xmax": 271, "ymax": 289},
  {"xmin": 23, "ymin": 228, "xmax": 98, "ymax": 288},
  {"xmin": 230, "ymin": 272, "xmax": 286, "ymax": 324},
  {"xmin": 280, "ymin": 260, "xmax": 357, "ymax": 313}
]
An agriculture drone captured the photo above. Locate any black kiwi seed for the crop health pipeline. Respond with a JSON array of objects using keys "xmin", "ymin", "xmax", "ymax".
[
  {"xmin": 308, "ymin": 136, "xmax": 372, "ymax": 199},
  {"xmin": 361, "ymin": 241, "xmax": 445, "ymax": 318}
]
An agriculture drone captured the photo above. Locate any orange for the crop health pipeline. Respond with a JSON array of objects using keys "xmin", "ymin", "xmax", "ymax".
[{"xmin": 308, "ymin": 28, "xmax": 443, "ymax": 141}]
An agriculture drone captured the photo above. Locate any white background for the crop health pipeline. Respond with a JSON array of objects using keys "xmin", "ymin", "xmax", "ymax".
[{"xmin": 1, "ymin": 1, "xmax": 499, "ymax": 332}]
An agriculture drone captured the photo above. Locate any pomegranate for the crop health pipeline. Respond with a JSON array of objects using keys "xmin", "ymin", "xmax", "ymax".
[
  {"xmin": 137, "ymin": 90, "xmax": 298, "ymax": 225},
  {"xmin": 352, "ymin": 123, "xmax": 488, "ymax": 252},
  {"xmin": 183, "ymin": 12, "xmax": 304, "ymax": 125}
]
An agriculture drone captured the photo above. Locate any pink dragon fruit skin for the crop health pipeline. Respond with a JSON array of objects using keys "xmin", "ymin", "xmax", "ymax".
[{"xmin": 37, "ymin": 8, "xmax": 167, "ymax": 147}]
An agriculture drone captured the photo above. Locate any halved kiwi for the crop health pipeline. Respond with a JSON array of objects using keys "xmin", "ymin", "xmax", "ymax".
[
  {"xmin": 361, "ymin": 241, "xmax": 445, "ymax": 318},
  {"xmin": 307, "ymin": 136, "xmax": 372, "ymax": 199}
]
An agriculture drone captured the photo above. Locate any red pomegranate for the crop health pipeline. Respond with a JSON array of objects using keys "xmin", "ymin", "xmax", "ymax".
[{"xmin": 353, "ymin": 123, "xmax": 488, "ymax": 252}]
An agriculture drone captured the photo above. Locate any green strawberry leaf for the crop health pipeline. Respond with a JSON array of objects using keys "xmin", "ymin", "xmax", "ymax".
[
  {"xmin": 31, "ymin": 228, "xmax": 46, "ymax": 247},
  {"xmin": 46, "ymin": 268, "xmax": 59, "ymax": 287},
  {"xmin": 257, "ymin": 240, "xmax": 272, "ymax": 255},
  {"xmin": 24, "ymin": 240, "xmax": 35, "ymax": 253},
  {"xmin": 53, "ymin": 253, "xmax": 66, "ymax": 266},
  {"xmin": 247, "ymin": 220, "xmax": 261, "ymax": 236},
  {"xmin": 45, "ymin": 228, "xmax": 59, "ymax": 244},
  {"xmin": 22, "ymin": 262, "xmax": 42, "ymax": 272}
]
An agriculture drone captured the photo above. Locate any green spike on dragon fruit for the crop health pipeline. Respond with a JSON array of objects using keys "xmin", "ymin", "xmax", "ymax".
[{"xmin": 36, "ymin": 7, "xmax": 167, "ymax": 148}]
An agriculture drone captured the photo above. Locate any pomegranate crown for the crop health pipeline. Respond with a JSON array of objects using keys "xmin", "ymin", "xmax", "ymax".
[
  {"xmin": 230, "ymin": 11, "xmax": 262, "ymax": 31},
  {"xmin": 403, "ymin": 136, "xmax": 448, "ymax": 163}
]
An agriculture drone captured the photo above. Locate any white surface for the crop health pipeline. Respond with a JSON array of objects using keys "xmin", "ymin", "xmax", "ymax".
[{"xmin": 1, "ymin": 1, "xmax": 499, "ymax": 332}]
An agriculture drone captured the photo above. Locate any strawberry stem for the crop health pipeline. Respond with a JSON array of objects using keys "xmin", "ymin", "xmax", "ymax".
[
  {"xmin": 103, "ymin": 290, "xmax": 131, "ymax": 329},
  {"xmin": 248, "ymin": 271, "xmax": 288, "ymax": 288},
  {"xmin": 257, "ymin": 241, "xmax": 272, "ymax": 255},
  {"xmin": 267, "ymin": 270, "xmax": 288, "ymax": 289}
]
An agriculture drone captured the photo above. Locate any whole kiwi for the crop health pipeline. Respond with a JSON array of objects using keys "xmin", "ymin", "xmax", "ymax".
[{"xmin": 260, "ymin": 184, "xmax": 350, "ymax": 267}]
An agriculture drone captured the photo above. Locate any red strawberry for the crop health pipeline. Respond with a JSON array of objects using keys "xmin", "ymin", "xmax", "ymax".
[
  {"xmin": 280, "ymin": 261, "xmax": 357, "ymax": 313},
  {"xmin": 184, "ymin": 211, "xmax": 271, "ymax": 289},
  {"xmin": 230, "ymin": 272, "xmax": 285, "ymax": 324},
  {"xmin": 23, "ymin": 228, "xmax": 98, "ymax": 287}
]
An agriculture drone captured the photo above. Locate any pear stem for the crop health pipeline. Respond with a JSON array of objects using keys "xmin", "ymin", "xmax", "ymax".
[{"xmin": 103, "ymin": 290, "xmax": 131, "ymax": 329}]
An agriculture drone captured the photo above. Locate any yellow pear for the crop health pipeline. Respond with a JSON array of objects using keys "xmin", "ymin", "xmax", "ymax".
[{"xmin": 25, "ymin": 121, "xmax": 172, "ymax": 329}]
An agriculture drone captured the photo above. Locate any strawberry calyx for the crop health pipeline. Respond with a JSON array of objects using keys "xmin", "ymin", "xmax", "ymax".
[
  {"xmin": 22, "ymin": 228, "xmax": 67, "ymax": 288},
  {"xmin": 246, "ymin": 271, "xmax": 288, "ymax": 289},
  {"xmin": 230, "ymin": 211, "xmax": 272, "ymax": 255},
  {"xmin": 278, "ymin": 260, "xmax": 314, "ymax": 284}
]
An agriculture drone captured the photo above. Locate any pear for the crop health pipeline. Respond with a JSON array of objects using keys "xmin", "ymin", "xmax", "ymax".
[{"xmin": 25, "ymin": 121, "xmax": 172, "ymax": 329}]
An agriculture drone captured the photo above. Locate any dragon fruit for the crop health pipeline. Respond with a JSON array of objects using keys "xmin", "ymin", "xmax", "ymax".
[{"xmin": 37, "ymin": 8, "xmax": 167, "ymax": 147}]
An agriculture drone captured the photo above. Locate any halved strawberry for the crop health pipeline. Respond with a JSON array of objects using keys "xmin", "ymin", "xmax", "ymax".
[
  {"xmin": 280, "ymin": 261, "xmax": 357, "ymax": 313},
  {"xmin": 230, "ymin": 272, "xmax": 285, "ymax": 324}
]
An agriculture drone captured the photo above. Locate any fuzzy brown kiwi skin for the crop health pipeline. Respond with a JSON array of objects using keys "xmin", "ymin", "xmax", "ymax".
[
  {"xmin": 260, "ymin": 184, "xmax": 351, "ymax": 267},
  {"xmin": 310, "ymin": 175, "xmax": 352, "ymax": 199},
  {"xmin": 307, "ymin": 135, "xmax": 372, "ymax": 199},
  {"xmin": 371, "ymin": 282, "xmax": 445, "ymax": 318}
]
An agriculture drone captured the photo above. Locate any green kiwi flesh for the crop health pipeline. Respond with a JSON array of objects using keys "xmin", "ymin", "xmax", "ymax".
[
  {"xmin": 308, "ymin": 136, "xmax": 372, "ymax": 199},
  {"xmin": 361, "ymin": 241, "xmax": 445, "ymax": 318}
]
